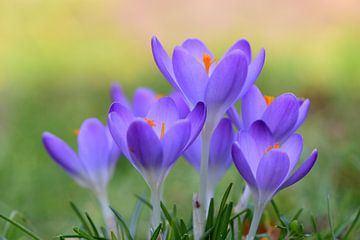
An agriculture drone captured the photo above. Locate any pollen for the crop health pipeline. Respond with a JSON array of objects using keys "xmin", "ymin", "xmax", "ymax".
[
  {"xmin": 160, "ymin": 123, "xmax": 165, "ymax": 139},
  {"xmin": 264, "ymin": 95, "xmax": 275, "ymax": 106},
  {"xmin": 264, "ymin": 143, "xmax": 280, "ymax": 154},
  {"xmin": 73, "ymin": 129, "xmax": 80, "ymax": 136},
  {"xmin": 203, "ymin": 53, "xmax": 214, "ymax": 75},
  {"xmin": 144, "ymin": 118, "xmax": 156, "ymax": 127}
]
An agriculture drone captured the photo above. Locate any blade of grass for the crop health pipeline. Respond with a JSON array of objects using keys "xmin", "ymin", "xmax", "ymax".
[
  {"xmin": 150, "ymin": 224, "xmax": 162, "ymax": 240},
  {"xmin": 134, "ymin": 193, "xmax": 153, "ymax": 210},
  {"xmin": 85, "ymin": 213, "xmax": 99, "ymax": 237},
  {"xmin": 327, "ymin": 195, "xmax": 336, "ymax": 240},
  {"xmin": 110, "ymin": 207, "xmax": 133, "ymax": 240},
  {"xmin": 70, "ymin": 202, "xmax": 92, "ymax": 234},
  {"xmin": 130, "ymin": 193, "xmax": 146, "ymax": 237},
  {"xmin": 0, "ymin": 213, "xmax": 41, "ymax": 240},
  {"xmin": 343, "ymin": 208, "xmax": 360, "ymax": 239}
]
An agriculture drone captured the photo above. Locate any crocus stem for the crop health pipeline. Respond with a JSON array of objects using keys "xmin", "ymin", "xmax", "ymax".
[
  {"xmin": 150, "ymin": 185, "xmax": 162, "ymax": 231},
  {"xmin": 197, "ymin": 125, "xmax": 212, "ymax": 237},
  {"xmin": 97, "ymin": 190, "xmax": 117, "ymax": 235},
  {"xmin": 235, "ymin": 184, "xmax": 251, "ymax": 214},
  {"xmin": 246, "ymin": 202, "xmax": 265, "ymax": 240}
]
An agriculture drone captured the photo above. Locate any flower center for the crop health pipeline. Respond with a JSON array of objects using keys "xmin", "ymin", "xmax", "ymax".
[
  {"xmin": 264, "ymin": 143, "xmax": 280, "ymax": 154},
  {"xmin": 144, "ymin": 118, "xmax": 156, "ymax": 127},
  {"xmin": 264, "ymin": 95, "xmax": 275, "ymax": 106},
  {"xmin": 73, "ymin": 129, "xmax": 80, "ymax": 136},
  {"xmin": 203, "ymin": 53, "xmax": 214, "ymax": 75}
]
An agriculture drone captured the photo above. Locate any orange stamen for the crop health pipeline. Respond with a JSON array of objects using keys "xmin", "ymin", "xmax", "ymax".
[
  {"xmin": 144, "ymin": 118, "xmax": 156, "ymax": 127},
  {"xmin": 203, "ymin": 53, "xmax": 214, "ymax": 74},
  {"xmin": 160, "ymin": 123, "xmax": 165, "ymax": 139},
  {"xmin": 264, "ymin": 95, "xmax": 275, "ymax": 106},
  {"xmin": 264, "ymin": 143, "xmax": 280, "ymax": 154},
  {"xmin": 155, "ymin": 94, "xmax": 163, "ymax": 100},
  {"xmin": 73, "ymin": 129, "xmax": 80, "ymax": 136}
]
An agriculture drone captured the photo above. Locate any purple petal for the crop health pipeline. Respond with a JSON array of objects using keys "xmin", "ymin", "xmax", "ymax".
[
  {"xmin": 205, "ymin": 50, "xmax": 248, "ymax": 120},
  {"xmin": 106, "ymin": 128, "xmax": 121, "ymax": 170},
  {"xmin": 151, "ymin": 36, "xmax": 179, "ymax": 90},
  {"xmin": 262, "ymin": 93, "xmax": 299, "ymax": 141},
  {"xmin": 184, "ymin": 102, "xmax": 206, "ymax": 148},
  {"xmin": 241, "ymin": 85, "xmax": 267, "ymax": 129},
  {"xmin": 146, "ymin": 97, "xmax": 179, "ymax": 138},
  {"xmin": 161, "ymin": 119, "xmax": 191, "ymax": 168},
  {"xmin": 279, "ymin": 149, "xmax": 318, "ymax": 190},
  {"xmin": 256, "ymin": 151, "xmax": 290, "ymax": 202},
  {"xmin": 292, "ymin": 99, "xmax": 310, "ymax": 133},
  {"xmin": 111, "ymin": 83, "xmax": 130, "ymax": 108},
  {"xmin": 209, "ymin": 118, "xmax": 234, "ymax": 184},
  {"xmin": 226, "ymin": 105, "xmax": 242, "ymax": 130},
  {"xmin": 172, "ymin": 46, "xmax": 208, "ymax": 105},
  {"xmin": 133, "ymin": 88, "xmax": 157, "ymax": 117},
  {"xmin": 232, "ymin": 142, "xmax": 257, "ymax": 189},
  {"xmin": 78, "ymin": 119, "xmax": 110, "ymax": 175},
  {"xmin": 249, "ymin": 120, "xmax": 274, "ymax": 154},
  {"xmin": 183, "ymin": 136, "xmax": 201, "ymax": 171},
  {"xmin": 108, "ymin": 103, "xmax": 134, "ymax": 159},
  {"xmin": 127, "ymin": 120, "xmax": 163, "ymax": 170},
  {"xmin": 224, "ymin": 39, "xmax": 251, "ymax": 63},
  {"xmin": 42, "ymin": 132, "xmax": 82, "ymax": 176},
  {"xmin": 280, "ymin": 134, "xmax": 303, "ymax": 172},
  {"xmin": 181, "ymin": 38, "xmax": 213, "ymax": 63},
  {"xmin": 236, "ymin": 131, "xmax": 260, "ymax": 174},
  {"xmin": 239, "ymin": 48, "xmax": 266, "ymax": 97},
  {"xmin": 170, "ymin": 91, "xmax": 190, "ymax": 119}
]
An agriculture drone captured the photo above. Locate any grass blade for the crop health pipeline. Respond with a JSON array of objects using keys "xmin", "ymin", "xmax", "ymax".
[
  {"xmin": 343, "ymin": 208, "xmax": 360, "ymax": 239},
  {"xmin": 0, "ymin": 213, "xmax": 41, "ymax": 240},
  {"xmin": 110, "ymin": 207, "xmax": 133, "ymax": 240},
  {"xmin": 327, "ymin": 195, "xmax": 336, "ymax": 240},
  {"xmin": 70, "ymin": 202, "xmax": 92, "ymax": 234}
]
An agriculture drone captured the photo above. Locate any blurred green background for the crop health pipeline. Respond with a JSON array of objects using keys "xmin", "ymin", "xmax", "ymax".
[{"xmin": 0, "ymin": 0, "xmax": 359, "ymax": 238}]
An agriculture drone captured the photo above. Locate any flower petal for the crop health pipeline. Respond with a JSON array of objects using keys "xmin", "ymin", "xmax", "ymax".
[
  {"xmin": 78, "ymin": 119, "xmax": 110, "ymax": 176},
  {"xmin": 146, "ymin": 97, "xmax": 179, "ymax": 137},
  {"xmin": 184, "ymin": 102, "xmax": 206, "ymax": 148},
  {"xmin": 181, "ymin": 38, "xmax": 213, "ymax": 62},
  {"xmin": 279, "ymin": 149, "xmax": 318, "ymax": 190},
  {"xmin": 280, "ymin": 134, "xmax": 303, "ymax": 172},
  {"xmin": 232, "ymin": 142, "xmax": 257, "ymax": 189},
  {"xmin": 239, "ymin": 48, "xmax": 266, "ymax": 97},
  {"xmin": 108, "ymin": 103, "xmax": 134, "ymax": 159},
  {"xmin": 42, "ymin": 132, "xmax": 82, "ymax": 176},
  {"xmin": 241, "ymin": 85, "xmax": 267, "ymax": 129},
  {"xmin": 262, "ymin": 93, "xmax": 299, "ymax": 141},
  {"xmin": 133, "ymin": 88, "xmax": 157, "ymax": 117},
  {"xmin": 256, "ymin": 151, "xmax": 290, "ymax": 202},
  {"xmin": 226, "ymin": 105, "xmax": 242, "ymax": 130},
  {"xmin": 224, "ymin": 39, "xmax": 251, "ymax": 63},
  {"xmin": 111, "ymin": 83, "xmax": 130, "ymax": 107},
  {"xmin": 183, "ymin": 136, "xmax": 201, "ymax": 171},
  {"xmin": 209, "ymin": 118, "xmax": 234, "ymax": 185},
  {"xmin": 161, "ymin": 119, "xmax": 191, "ymax": 168},
  {"xmin": 172, "ymin": 46, "xmax": 208, "ymax": 105},
  {"xmin": 236, "ymin": 131, "xmax": 260, "ymax": 175},
  {"xmin": 205, "ymin": 50, "xmax": 248, "ymax": 122},
  {"xmin": 170, "ymin": 91, "xmax": 190, "ymax": 118},
  {"xmin": 151, "ymin": 36, "xmax": 179, "ymax": 90},
  {"xmin": 127, "ymin": 120, "xmax": 163, "ymax": 171},
  {"xmin": 249, "ymin": 120, "xmax": 274, "ymax": 154},
  {"xmin": 292, "ymin": 99, "xmax": 310, "ymax": 133}
]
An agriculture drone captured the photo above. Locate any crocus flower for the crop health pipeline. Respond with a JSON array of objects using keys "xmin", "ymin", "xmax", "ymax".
[
  {"xmin": 232, "ymin": 120, "xmax": 318, "ymax": 240},
  {"xmin": 230, "ymin": 85, "xmax": 310, "ymax": 142},
  {"xmin": 42, "ymin": 118, "xmax": 121, "ymax": 233},
  {"xmin": 183, "ymin": 118, "xmax": 234, "ymax": 203},
  {"xmin": 151, "ymin": 37, "xmax": 265, "ymax": 129},
  {"xmin": 111, "ymin": 83, "xmax": 158, "ymax": 117},
  {"xmin": 108, "ymin": 97, "xmax": 206, "ymax": 229}
]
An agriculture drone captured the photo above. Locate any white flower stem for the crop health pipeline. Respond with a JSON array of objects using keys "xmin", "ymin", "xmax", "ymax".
[
  {"xmin": 96, "ymin": 190, "xmax": 117, "ymax": 235},
  {"xmin": 235, "ymin": 184, "xmax": 251, "ymax": 214},
  {"xmin": 150, "ymin": 184, "xmax": 162, "ymax": 231},
  {"xmin": 246, "ymin": 201, "xmax": 265, "ymax": 240}
]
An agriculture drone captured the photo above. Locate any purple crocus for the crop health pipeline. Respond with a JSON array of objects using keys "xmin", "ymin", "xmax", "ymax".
[
  {"xmin": 151, "ymin": 37, "xmax": 265, "ymax": 128},
  {"xmin": 183, "ymin": 118, "xmax": 234, "ymax": 203},
  {"xmin": 111, "ymin": 83, "xmax": 159, "ymax": 117},
  {"xmin": 108, "ymin": 97, "xmax": 206, "ymax": 229},
  {"xmin": 42, "ymin": 118, "xmax": 121, "ymax": 233},
  {"xmin": 232, "ymin": 120, "xmax": 318, "ymax": 239},
  {"xmin": 230, "ymin": 85, "xmax": 310, "ymax": 142}
]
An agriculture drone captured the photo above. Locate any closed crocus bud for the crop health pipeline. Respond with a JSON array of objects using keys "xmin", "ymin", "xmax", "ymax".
[
  {"xmin": 232, "ymin": 120, "xmax": 317, "ymax": 240},
  {"xmin": 108, "ymin": 97, "xmax": 206, "ymax": 230},
  {"xmin": 42, "ymin": 118, "xmax": 121, "ymax": 233}
]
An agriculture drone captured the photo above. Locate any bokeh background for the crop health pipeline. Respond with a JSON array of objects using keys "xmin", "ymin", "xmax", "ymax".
[{"xmin": 0, "ymin": 0, "xmax": 359, "ymax": 238}]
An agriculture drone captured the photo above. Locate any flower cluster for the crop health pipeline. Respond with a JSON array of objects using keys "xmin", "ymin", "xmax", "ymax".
[{"xmin": 42, "ymin": 36, "xmax": 317, "ymax": 239}]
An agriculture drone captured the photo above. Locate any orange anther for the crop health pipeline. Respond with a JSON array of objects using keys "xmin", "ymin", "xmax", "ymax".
[
  {"xmin": 264, "ymin": 95, "xmax": 275, "ymax": 106},
  {"xmin": 203, "ymin": 53, "xmax": 214, "ymax": 75},
  {"xmin": 160, "ymin": 123, "xmax": 165, "ymax": 139},
  {"xmin": 265, "ymin": 143, "xmax": 280, "ymax": 154},
  {"xmin": 144, "ymin": 118, "xmax": 156, "ymax": 127},
  {"xmin": 73, "ymin": 129, "xmax": 80, "ymax": 136}
]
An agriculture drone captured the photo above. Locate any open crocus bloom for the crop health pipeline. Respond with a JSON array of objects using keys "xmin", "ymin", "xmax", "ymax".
[
  {"xmin": 151, "ymin": 37, "xmax": 265, "ymax": 128},
  {"xmin": 232, "ymin": 120, "xmax": 318, "ymax": 205},
  {"xmin": 42, "ymin": 118, "xmax": 121, "ymax": 193},
  {"xmin": 184, "ymin": 118, "xmax": 234, "ymax": 196},
  {"xmin": 111, "ymin": 83, "xmax": 159, "ymax": 117},
  {"xmin": 108, "ymin": 97, "xmax": 206, "ymax": 188},
  {"xmin": 230, "ymin": 85, "xmax": 310, "ymax": 142}
]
